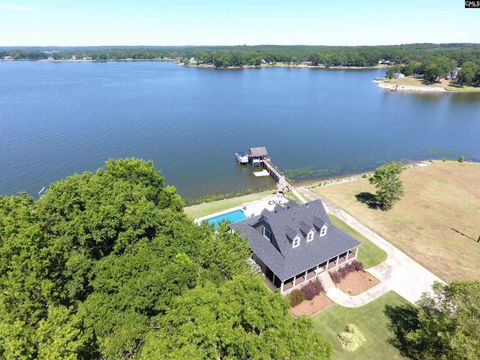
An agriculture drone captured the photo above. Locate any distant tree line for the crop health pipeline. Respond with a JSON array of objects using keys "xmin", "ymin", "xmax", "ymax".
[
  {"xmin": 2, "ymin": 43, "xmax": 480, "ymax": 70},
  {"xmin": 386, "ymin": 55, "xmax": 480, "ymax": 85}
]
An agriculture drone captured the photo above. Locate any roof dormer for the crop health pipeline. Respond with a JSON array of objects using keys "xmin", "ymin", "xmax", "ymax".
[
  {"xmin": 292, "ymin": 235, "xmax": 301, "ymax": 248},
  {"xmin": 320, "ymin": 224, "xmax": 328, "ymax": 237},
  {"xmin": 307, "ymin": 229, "xmax": 315, "ymax": 242}
]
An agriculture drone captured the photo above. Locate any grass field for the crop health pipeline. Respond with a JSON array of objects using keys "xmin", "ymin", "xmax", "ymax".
[
  {"xmin": 381, "ymin": 77, "xmax": 480, "ymax": 92},
  {"xmin": 184, "ymin": 189, "xmax": 275, "ymax": 219},
  {"xmin": 313, "ymin": 291, "xmax": 408, "ymax": 360},
  {"xmin": 312, "ymin": 161, "xmax": 480, "ymax": 282},
  {"xmin": 329, "ymin": 215, "xmax": 387, "ymax": 269}
]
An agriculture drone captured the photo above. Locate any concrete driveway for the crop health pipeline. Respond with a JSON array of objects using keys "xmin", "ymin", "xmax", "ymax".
[{"xmin": 300, "ymin": 188, "xmax": 446, "ymax": 304}]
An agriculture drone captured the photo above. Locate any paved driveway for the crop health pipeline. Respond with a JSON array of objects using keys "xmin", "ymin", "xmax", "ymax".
[{"xmin": 300, "ymin": 188, "xmax": 446, "ymax": 304}]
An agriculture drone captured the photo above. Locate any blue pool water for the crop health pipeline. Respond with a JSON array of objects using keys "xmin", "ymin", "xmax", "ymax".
[{"xmin": 206, "ymin": 209, "xmax": 247, "ymax": 228}]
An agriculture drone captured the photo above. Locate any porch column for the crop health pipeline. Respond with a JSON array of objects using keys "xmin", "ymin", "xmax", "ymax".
[
  {"xmin": 280, "ymin": 282, "xmax": 284, "ymax": 293},
  {"xmin": 336, "ymin": 255, "xmax": 339, "ymax": 267},
  {"xmin": 305, "ymin": 270, "xmax": 308, "ymax": 281},
  {"xmin": 326, "ymin": 259, "xmax": 329, "ymax": 269},
  {"xmin": 355, "ymin": 247, "xmax": 359, "ymax": 258},
  {"xmin": 293, "ymin": 275, "xmax": 296, "ymax": 287},
  {"xmin": 272, "ymin": 273, "xmax": 276, "ymax": 284}
]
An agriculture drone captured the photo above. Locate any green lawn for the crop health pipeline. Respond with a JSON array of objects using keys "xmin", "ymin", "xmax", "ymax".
[
  {"xmin": 184, "ymin": 189, "xmax": 275, "ymax": 219},
  {"xmin": 313, "ymin": 291, "xmax": 407, "ymax": 360},
  {"xmin": 328, "ymin": 214, "xmax": 387, "ymax": 269}
]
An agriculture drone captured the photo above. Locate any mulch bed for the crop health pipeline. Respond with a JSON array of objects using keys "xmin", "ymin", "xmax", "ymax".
[
  {"xmin": 337, "ymin": 270, "xmax": 380, "ymax": 295},
  {"xmin": 290, "ymin": 292, "xmax": 333, "ymax": 317}
]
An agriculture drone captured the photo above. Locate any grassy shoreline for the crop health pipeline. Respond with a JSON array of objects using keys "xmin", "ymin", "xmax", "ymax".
[
  {"xmin": 375, "ymin": 76, "xmax": 480, "ymax": 93},
  {"xmin": 312, "ymin": 160, "xmax": 480, "ymax": 282}
]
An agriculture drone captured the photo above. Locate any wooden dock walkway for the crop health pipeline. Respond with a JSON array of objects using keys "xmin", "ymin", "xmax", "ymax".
[{"xmin": 261, "ymin": 160, "xmax": 307, "ymax": 204}]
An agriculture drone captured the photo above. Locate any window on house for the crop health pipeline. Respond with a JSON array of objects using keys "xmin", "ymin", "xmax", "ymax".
[
  {"xmin": 263, "ymin": 227, "xmax": 272, "ymax": 241},
  {"xmin": 307, "ymin": 230, "xmax": 314, "ymax": 242},
  {"xmin": 320, "ymin": 224, "xmax": 328, "ymax": 237},
  {"xmin": 293, "ymin": 235, "xmax": 301, "ymax": 248}
]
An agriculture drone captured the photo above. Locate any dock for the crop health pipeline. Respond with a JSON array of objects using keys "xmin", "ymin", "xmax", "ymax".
[{"xmin": 236, "ymin": 147, "xmax": 307, "ymax": 204}]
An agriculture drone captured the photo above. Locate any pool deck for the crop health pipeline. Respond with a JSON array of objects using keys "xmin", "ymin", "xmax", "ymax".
[{"xmin": 195, "ymin": 194, "xmax": 291, "ymax": 224}]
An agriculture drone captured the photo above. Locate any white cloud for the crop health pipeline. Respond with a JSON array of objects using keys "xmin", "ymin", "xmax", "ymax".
[{"xmin": 0, "ymin": 2, "xmax": 37, "ymax": 13}]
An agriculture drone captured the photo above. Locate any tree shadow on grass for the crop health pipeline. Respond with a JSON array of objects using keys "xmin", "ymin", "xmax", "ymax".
[
  {"xmin": 384, "ymin": 304, "xmax": 421, "ymax": 359},
  {"xmin": 355, "ymin": 192, "xmax": 379, "ymax": 209}
]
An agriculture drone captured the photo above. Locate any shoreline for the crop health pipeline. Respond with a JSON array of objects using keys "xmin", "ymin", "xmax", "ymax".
[
  {"xmin": 374, "ymin": 79, "xmax": 447, "ymax": 93},
  {"xmin": 1, "ymin": 58, "xmax": 386, "ymax": 71},
  {"xmin": 184, "ymin": 160, "xmax": 439, "ymax": 211},
  {"xmin": 374, "ymin": 78, "xmax": 480, "ymax": 94}
]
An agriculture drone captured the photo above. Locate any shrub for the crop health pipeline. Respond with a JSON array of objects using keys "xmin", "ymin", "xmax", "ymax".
[
  {"xmin": 302, "ymin": 280, "xmax": 323, "ymax": 300},
  {"xmin": 458, "ymin": 155, "xmax": 465, "ymax": 163},
  {"xmin": 338, "ymin": 323, "xmax": 366, "ymax": 352},
  {"xmin": 289, "ymin": 289, "xmax": 305, "ymax": 307},
  {"xmin": 351, "ymin": 260, "xmax": 364, "ymax": 272},
  {"xmin": 330, "ymin": 271, "xmax": 343, "ymax": 284},
  {"xmin": 331, "ymin": 261, "xmax": 364, "ymax": 284}
]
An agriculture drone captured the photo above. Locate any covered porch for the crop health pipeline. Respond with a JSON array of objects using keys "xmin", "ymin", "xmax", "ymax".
[{"xmin": 278, "ymin": 247, "xmax": 359, "ymax": 294}]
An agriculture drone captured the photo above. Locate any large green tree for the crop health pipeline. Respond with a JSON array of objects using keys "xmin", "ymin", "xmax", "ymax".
[
  {"xmin": 386, "ymin": 281, "xmax": 480, "ymax": 360},
  {"xmin": 457, "ymin": 61, "xmax": 479, "ymax": 85},
  {"xmin": 0, "ymin": 158, "xmax": 330, "ymax": 359},
  {"xmin": 369, "ymin": 162, "xmax": 404, "ymax": 210}
]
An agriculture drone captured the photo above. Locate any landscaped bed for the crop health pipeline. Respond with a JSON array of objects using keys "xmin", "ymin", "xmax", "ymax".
[
  {"xmin": 337, "ymin": 271, "xmax": 380, "ymax": 296},
  {"xmin": 291, "ymin": 293, "xmax": 333, "ymax": 316}
]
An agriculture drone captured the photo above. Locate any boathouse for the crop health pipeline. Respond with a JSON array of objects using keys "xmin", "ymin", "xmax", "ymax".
[{"xmin": 248, "ymin": 147, "xmax": 269, "ymax": 165}]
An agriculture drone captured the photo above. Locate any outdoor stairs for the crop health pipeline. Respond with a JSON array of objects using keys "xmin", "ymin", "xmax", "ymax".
[{"xmin": 318, "ymin": 271, "xmax": 335, "ymax": 292}]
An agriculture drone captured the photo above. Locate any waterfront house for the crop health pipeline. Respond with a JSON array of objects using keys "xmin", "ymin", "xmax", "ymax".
[
  {"xmin": 393, "ymin": 72, "xmax": 405, "ymax": 79},
  {"xmin": 230, "ymin": 200, "xmax": 361, "ymax": 294}
]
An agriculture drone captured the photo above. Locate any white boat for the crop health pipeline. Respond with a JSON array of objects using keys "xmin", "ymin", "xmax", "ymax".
[{"xmin": 235, "ymin": 152, "xmax": 248, "ymax": 164}]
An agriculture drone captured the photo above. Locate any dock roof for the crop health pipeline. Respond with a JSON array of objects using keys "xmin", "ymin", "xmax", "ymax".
[{"xmin": 248, "ymin": 147, "xmax": 268, "ymax": 157}]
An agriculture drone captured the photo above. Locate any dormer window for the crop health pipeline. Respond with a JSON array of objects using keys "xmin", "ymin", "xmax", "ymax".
[
  {"xmin": 307, "ymin": 230, "xmax": 314, "ymax": 242},
  {"xmin": 263, "ymin": 227, "xmax": 272, "ymax": 241},
  {"xmin": 320, "ymin": 224, "xmax": 328, "ymax": 237},
  {"xmin": 292, "ymin": 235, "xmax": 301, "ymax": 248}
]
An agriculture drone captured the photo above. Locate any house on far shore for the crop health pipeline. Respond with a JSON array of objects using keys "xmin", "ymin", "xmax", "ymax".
[
  {"xmin": 446, "ymin": 67, "xmax": 461, "ymax": 80},
  {"xmin": 230, "ymin": 199, "xmax": 361, "ymax": 294},
  {"xmin": 393, "ymin": 72, "xmax": 405, "ymax": 79}
]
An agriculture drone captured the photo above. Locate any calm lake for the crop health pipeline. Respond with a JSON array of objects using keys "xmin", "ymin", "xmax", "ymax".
[{"xmin": 1, "ymin": 61, "xmax": 480, "ymax": 199}]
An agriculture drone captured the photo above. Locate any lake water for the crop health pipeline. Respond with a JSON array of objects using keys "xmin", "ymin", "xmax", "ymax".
[{"xmin": 1, "ymin": 61, "xmax": 479, "ymax": 199}]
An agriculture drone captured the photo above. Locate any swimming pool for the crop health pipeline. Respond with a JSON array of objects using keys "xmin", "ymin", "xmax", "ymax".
[{"xmin": 205, "ymin": 209, "xmax": 247, "ymax": 228}]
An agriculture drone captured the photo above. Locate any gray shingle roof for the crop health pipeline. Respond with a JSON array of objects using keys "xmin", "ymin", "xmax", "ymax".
[
  {"xmin": 230, "ymin": 199, "xmax": 361, "ymax": 282},
  {"xmin": 248, "ymin": 147, "xmax": 268, "ymax": 157}
]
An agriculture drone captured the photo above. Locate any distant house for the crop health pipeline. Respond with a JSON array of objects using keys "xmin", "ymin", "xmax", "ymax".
[
  {"xmin": 231, "ymin": 200, "xmax": 361, "ymax": 294},
  {"xmin": 393, "ymin": 72, "xmax": 405, "ymax": 79},
  {"xmin": 449, "ymin": 67, "xmax": 461, "ymax": 80},
  {"xmin": 260, "ymin": 59, "xmax": 267, "ymax": 65},
  {"xmin": 378, "ymin": 59, "xmax": 392, "ymax": 65},
  {"xmin": 3, "ymin": 55, "xmax": 13, "ymax": 61}
]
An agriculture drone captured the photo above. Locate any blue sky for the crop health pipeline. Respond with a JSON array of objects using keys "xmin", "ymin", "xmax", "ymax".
[{"xmin": 1, "ymin": 0, "xmax": 478, "ymax": 46}]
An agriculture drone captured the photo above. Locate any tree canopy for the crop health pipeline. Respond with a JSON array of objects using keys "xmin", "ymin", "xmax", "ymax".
[
  {"xmin": 2, "ymin": 44, "xmax": 480, "ymax": 70},
  {"xmin": 369, "ymin": 162, "xmax": 404, "ymax": 210},
  {"xmin": 0, "ymin": 158, "xmax": 331, "ymax": 359},
  {"xmin": 386, "ymin": 281, "xmax": 480, "ymax": 360}
]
